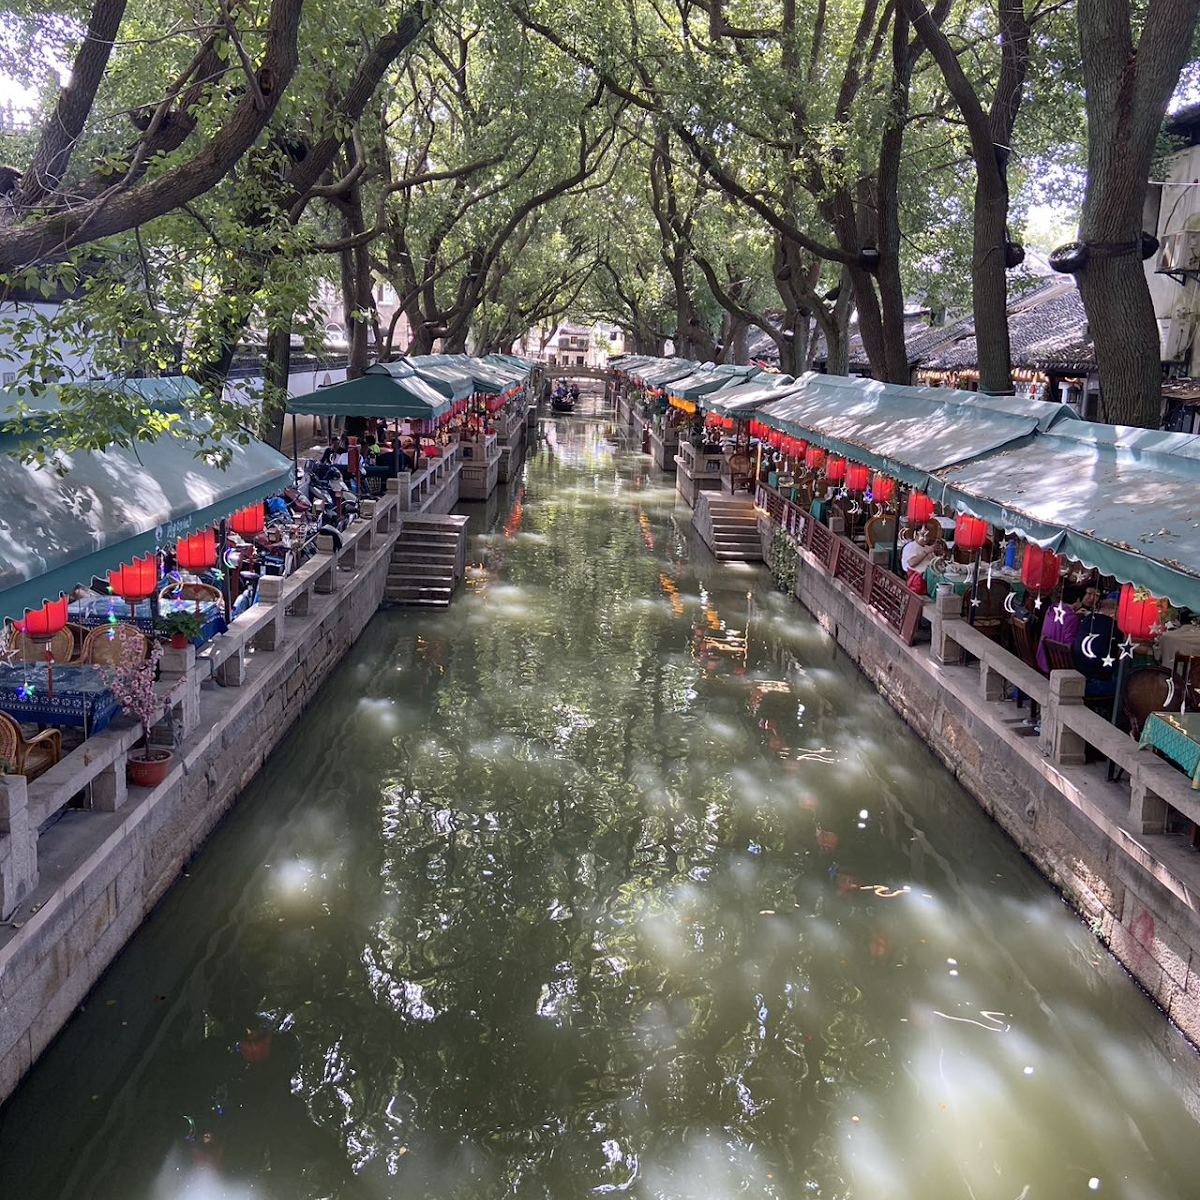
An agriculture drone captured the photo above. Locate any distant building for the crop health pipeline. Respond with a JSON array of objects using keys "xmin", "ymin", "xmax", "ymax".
[
  {"xmin": 316, "ymin": 278, "xmax": 413, "ymax": 354},
  {"xmin": 521, "ymin": 321, "xmax": 623, "ymax": 368}
]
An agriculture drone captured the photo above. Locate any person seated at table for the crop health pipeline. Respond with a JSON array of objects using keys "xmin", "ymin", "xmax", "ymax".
[
  {"xmin": 1036, "ymin": 582, "xmax": 1098, "ymax": 672},
  {"xmin": 901, "ymin": 526, "xmax": 946, "ymax": 594},
  {"xmin": 320, "ymin": 435, "xmax": 344, "ymax": 465}
]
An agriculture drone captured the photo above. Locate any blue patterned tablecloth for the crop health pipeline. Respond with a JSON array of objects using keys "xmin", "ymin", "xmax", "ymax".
[
  {"xmin": 0, "ymin": 664, "xmax": 121, "ymax": 731},
  {"xmin": 69, "ymin": 598, "xmax": 227, "ymax": 645},
  {"xmin": 1139, "ymin": 711, "xmax": 1200, "ymax": 789}
]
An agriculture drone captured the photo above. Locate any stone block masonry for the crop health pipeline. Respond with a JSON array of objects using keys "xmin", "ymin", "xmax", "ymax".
[
  {"xmin": 759, "ymin": 512, "xmax": 1200, "ymax": 1057},
  {"xmin": 0, "ymin": 495, "xmax": 415, "ymax": 1105}
]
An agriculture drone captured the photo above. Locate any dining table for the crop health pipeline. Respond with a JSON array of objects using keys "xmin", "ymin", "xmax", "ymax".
[
  {"xmin": 1139, "ymin": 711, "xmax": 1200, "ymax": 789},
  {"xmin": 68, "ymin": 597, "xmax": 227, "ymax": 646},
  {"xmin": 0, "ymin": 663, "xmax": 121, "ymax": 733}
]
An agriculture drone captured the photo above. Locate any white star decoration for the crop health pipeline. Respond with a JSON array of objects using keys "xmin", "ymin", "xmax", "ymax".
[
  {"xmin": 1072, "ymin": 571, "xmax": 1089, "ymax": 584},
  {"xmin": 970, "ymin": 597, "xmax": 982, "ymax": 608},
  {"xmin": 1033, "ymin": 596, "xmax": 1043, "ymax": 610},
  {"xmin": 1101, "ymin": 654, "xmax": 1116, "ymax": 669},
  {"xmin": 1051, "ymin": 602, "xmax": 1069, "ymax": 623},
  {"xmin": 1119, "ymin": 635, "xmax": 1136, "ymax": 660},
  {"xmin": 1149, "ymin": 623, "xmax": 1165, "ymax": 637}
]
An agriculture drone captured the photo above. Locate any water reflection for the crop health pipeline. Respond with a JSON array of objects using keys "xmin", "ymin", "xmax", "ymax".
[{"xmin": 3, "ymin": 418, "xmax": 1200, "ymax": 1199}]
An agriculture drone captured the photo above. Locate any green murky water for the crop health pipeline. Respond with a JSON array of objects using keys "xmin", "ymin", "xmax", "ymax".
[{"xmin": 3, "ymin": 418, "xmax": 1200, "ymax": 1200}]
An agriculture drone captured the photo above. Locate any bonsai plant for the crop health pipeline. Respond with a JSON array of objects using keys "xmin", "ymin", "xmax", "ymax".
[
  {"xmin": 161, "ymin": 609, "xmax": 203, "ymax": 649},
  {"xmin": 105, "ymin": 638, "xmax": 172, "ymax": 787}
]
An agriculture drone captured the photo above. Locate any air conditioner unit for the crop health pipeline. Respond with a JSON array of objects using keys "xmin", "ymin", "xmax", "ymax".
[
  {"xmin": 1158, "ymin": 317, "xmax": 1193, "ymax": 362},
  {"xmin": 1157, "ymin": 230, "xmax": 1200, "ymax": 275}
]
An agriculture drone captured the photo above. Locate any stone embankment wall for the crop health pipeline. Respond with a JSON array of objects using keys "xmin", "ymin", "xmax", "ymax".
[
  {"xmin": 760, "ymin": 516, "xmax": 1200, "ymax": 1062},
  {"xmin": 0, "ymin": 491, "xmax": 417, "ymax": 1104}
]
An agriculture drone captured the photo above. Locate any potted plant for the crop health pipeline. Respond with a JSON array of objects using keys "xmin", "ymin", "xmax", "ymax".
[
  {"xmin": 161, "ymin": 609, "xmax": 203, "ymax": 649},
  {"xmin": 105, "ymin": 638, "xmax": 172, "ymax": 787}
]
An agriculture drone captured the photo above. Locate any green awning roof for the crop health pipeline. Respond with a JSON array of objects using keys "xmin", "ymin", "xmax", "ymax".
[
  {"xmin": 702, "ymin": 375, "xmax": 799, "ymax": 417},
  {"xmin": 934, "ymin": 423, "xmax": 1200, "ymax": 610},
  {"xmin": 634, "ymin": 359, "xmax": 701, "ymax": 387},
  {"xmin": 667, "ymin": 365, "xmax": 762, "ymax": 401},
  {"xmin": 287, "ymin": 370, "xmax": 451, "ymax": 419},
  {"xmin": 0, "ymin": 382, "xmax": 293, "ymax": 621},
  {"xmin": 756, "ymin": 374, "xmax": 1050, "ymax": 488},
  {"xmin": 399, "ymin": 357, "xmax": 487, "ymax": 400}
]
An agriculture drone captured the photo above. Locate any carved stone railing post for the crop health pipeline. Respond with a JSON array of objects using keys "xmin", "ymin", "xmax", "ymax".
[{"xmin": 0, "ymin": 776, "xmax": 37, "ymax": 919}]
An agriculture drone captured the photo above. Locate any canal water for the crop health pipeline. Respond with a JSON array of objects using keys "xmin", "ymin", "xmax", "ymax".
[{"xmin": 3, "ymin": 417, "xmax": 1200, "ymax": 1200}]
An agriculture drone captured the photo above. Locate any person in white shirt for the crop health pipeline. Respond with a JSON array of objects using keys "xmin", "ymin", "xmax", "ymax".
[{"xmin": 901, "ymin": 526, "xmax": 946, "ymax": 592}]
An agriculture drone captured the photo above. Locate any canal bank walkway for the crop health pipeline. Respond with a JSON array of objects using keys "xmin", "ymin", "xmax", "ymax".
[{"xmin": 3, "ymin": 419, "xmax": 1200, "ymax": 1200}]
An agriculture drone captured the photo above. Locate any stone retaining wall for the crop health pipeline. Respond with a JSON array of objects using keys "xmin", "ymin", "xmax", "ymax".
[
  {"xmin": 0, "ymin": 505, "xmax": 407, "ymax": 1104},
  {"xmin": 762, "ymin": 516, "xmax": 1200, "ymax": 1057}
]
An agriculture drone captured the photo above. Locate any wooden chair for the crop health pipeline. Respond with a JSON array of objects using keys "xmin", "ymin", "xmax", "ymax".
[
  {"xmin": 1041, "ymin": 639, "xmax": 1076, "ymax": 672},
  {"xmin": 82, "ymin": 622, "xmax": 149, "ymax": 666},
  {"xmin": 1010, "ymin": 615, "xmax": 1043, "ymax": 673},
  {"xmin": 1123, "ymin": 666, "xmax": 1184, "ymax": 740},
  {"xmin": 864, "ymin": 514, "xmax": 897, "ymax": 550},
  {"xmin": 962, "ymin": 579, "xmax": 1012, "ymax": 642},
  {"xmin": 8, "ymin": 626, "xmax": 74, "ymax": 664},
  {"xmin": 0, "ymin": 710, "xmax": 61, "ymax": 780}
]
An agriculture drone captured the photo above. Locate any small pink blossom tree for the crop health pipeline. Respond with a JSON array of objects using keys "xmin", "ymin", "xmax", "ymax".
[{"xmin": 104, "ymin": 637, "xmax": 166, "ymax": 760}]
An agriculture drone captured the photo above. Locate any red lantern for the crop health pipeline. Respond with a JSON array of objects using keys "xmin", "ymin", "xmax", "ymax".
[
  {"xmin": 954, "ymin": 514, "xmax": 988, "ymax": 552},
  {"xmin": 1117, "ymin": 584, "xmax": 1161, "ymax": 641},
  {"xmin": 805, "ymin": 446, "xmax": 826, "ymax": 471},
  {"xmin": 19, "ymin": 595, "xmax": 68, "ymax": 639},
  {"xmin": 1020, "ymin": 545, "xmax": 1062, "ymax": 594},
  {"xmin": 791, "ymin": 439, "xmax": 808, "ymax": 459},
  {"xmin": 907, "ymin": 492, "xmax": 934, "ymax": 523},
  {"xmin": 768, "ymin": 429, "xmax": 783, "ymax": 448},
  {"xmin": 107, "ymin": 554, "xmax": 158, "ymax": 602},
  {"xmin": 722, "ymin": 416, "xmax": 735, "ymax": 431},
  {"xmin": 825, "ymin": 455, "xmax": 847, "ymax": 484},
  {"xmin": 871, "ymin": 472, "xmax": 895, "ymax": 503},
  {"xmin": 228, "ymin": 504, "xmax": 265, "ymax": 538},
  {"xmin": 176, "ymin": 528, "xmax": 217, "ymax": 571},
  {"xmin": 845, "ymin": 463, "xmax": 870, "ymax": 493}
]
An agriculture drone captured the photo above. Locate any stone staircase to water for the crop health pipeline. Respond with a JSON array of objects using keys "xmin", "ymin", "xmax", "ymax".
[
  {"xmin": 694, "ymin": 493, "xmax": 764, "ymax": 562},
  {"xmin": 386, "ymin": 514, "xmax": 469, "ymax": 607}
]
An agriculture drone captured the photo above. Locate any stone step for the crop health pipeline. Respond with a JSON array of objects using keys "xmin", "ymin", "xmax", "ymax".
[
  {"xmin": 388, "ymin": 584, "xmax": 454, "ymax": 601},
  {"xmin": 388, "ymin": 565, "xmax": 455, "ymax": 581},
  {"xmin": 387, "ymin": 594, "xmax": 452, "ymax": 607},
  {"xmin": 399, "ymin": 529, "xmax": 460, "ymax": 543}
]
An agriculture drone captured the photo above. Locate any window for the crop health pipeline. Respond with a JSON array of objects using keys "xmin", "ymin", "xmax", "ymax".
[{"xmin": 576, "ymin": 355, "xmax": 585, "ymax": 366}]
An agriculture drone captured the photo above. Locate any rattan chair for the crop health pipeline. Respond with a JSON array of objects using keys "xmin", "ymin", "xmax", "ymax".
[
  {"xmin": 1010, "ymin": 615, "xmax": 1043, "ymax": 673},
  {"xmin": 82, "ymin": 622, "xmax": 149, "ymax": 666},
  {"xmin": 1041, "ymin": 638, "xmax": 1076, "ymax": 672},
  {"xmin": 8, "ymin": 626, "xmax": 74, "ymax": 664},
  {"xmin": 64, "ymin": 622, "xmax": 88, "ymax": 662},
  {"xmin": 0, "ymin": 711, "xmax": 61, "ymax": 780},
  {"xmin": 864, "ymin": 514, "xmax": 898, "ymax": 550},
  {"xmin": 159, "ymin": 581, "xmax": 222, "ymax": 606},
  {"xmin": 963, "ymin": 579, "xmax": 1013, "ymax": 642}
]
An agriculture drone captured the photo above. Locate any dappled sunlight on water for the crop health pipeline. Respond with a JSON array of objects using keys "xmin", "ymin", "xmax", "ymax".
[{"xmin": 4, "ymin": 416, "xmax": 1200, "ymax": 1199}]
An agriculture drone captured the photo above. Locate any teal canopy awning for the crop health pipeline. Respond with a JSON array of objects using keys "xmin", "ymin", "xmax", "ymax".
[
  {"xmin": 756, "ymin": 374, "xmax": 1049, "ymax": 488},
  {"xmin": 400, "ymin": 356, "xmax": 490, "ymax": 399},
  {"xmin": 0, "ymin": 382, "xmax": 293, "ymax": 622},
  {"xmin": 634, "ymin": 360, "xmax": 700, "ymax": 387},
  {"xmin": 666, "ymin": 365, "xmax": 761, "ymax": 401},
  {"xmin": 287, "ymin": 365, "xmax": 451, "ymax": 419},
  {"xmin": 702, "ymin": 375, "xmax": 799, "ymax": 417},
  {"xmin": 934, "ymin": 423, "xmax": 1200, "ymax": 610}
]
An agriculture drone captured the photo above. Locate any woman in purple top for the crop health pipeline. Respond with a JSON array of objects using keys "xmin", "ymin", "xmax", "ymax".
[{"xmin": 1036, "ymin": 582, "xmax": 1098, "ymax": 672}]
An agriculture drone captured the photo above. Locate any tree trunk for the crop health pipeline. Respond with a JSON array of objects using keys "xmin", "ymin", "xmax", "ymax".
[
  {"xmin": 1074, "ymin": 0, "xmax": 1200, "ymax": 426},
  {"xmin": 262, "ymin": 317, "xmax": 292, "ymax": 449},
  {"xmin": 972, "ymin": 170, "xmax": 1014, "ymax": 394}
]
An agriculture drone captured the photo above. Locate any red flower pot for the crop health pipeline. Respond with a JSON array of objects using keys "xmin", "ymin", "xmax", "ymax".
[
  {"xmin": 127, "ymin": 748, "xmax": 173, "ymax": 788},
  {"xmin": 170, "ymin": 633, "xmax": 189, "ymax": 650}
]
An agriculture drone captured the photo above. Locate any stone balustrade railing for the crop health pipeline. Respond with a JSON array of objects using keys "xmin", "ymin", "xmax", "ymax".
[
  {"xmin": 388, "ymin": 443, "xmax": 462, "ymax": 511},
  {"xmin": 0, "ymin": 489, "xmax": 403, "ymax": 919}
]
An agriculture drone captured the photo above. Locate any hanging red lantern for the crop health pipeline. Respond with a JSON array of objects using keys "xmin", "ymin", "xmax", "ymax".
[
  {"xmin": 107, "ymin": 554, "xmax": 158, "ymax": 602},
  {"xmin": 1117, "ymin": 584, "xmax": 1162, "ymax": 641},
  {"xmin": 871, "ymin": 473, "xmax": 895, "ymax": 503},
  {"xmin": 228, "ymin": 504, "xmax": 265, "ymax": 538},
  {"xmin": 1020, "ymin": 545, "xmax": 1062, "ymax": 594},
  {"xmin": 790, "ymin": 438, "xmax": 808, "ymax": 459},
  {"xmin": 954, "ymin": 514, "xmax": 988, "ymax": 552},
  {"xmin": 19, "ymin": 595, "xmax": 68, "ymax": 639},
  {"xmin": 805, "ymin": 446, "xmax": 826, "ymax": 471},
  {"xmin": 907, "ymin": 492, "xmax": 934, "ymax": 523},
  {"xmin": 845, "ymin": 463, "xmax": 870, "ymax": 493},
  {"xmin": 176, "ymin": 528, "xmax": 217, "ymax": 571},
  {"xmin": 825, "ymin": 455, "xmax": 847, "ymax": 484}
]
